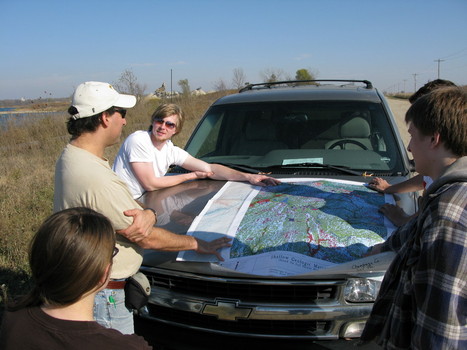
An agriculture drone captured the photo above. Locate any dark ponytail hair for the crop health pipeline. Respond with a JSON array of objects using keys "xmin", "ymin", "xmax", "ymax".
[{"xmin": 8, "ymin": 207, "xmax": 115, "ymax": 311}]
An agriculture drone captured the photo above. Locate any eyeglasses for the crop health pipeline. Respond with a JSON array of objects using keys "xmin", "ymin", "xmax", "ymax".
[
  {"xmin": 112, "ymin": 247, "xmax": 119, "ymax": 258},
  {"xmin": 154, "ymin": 118, "xmax": 176, "ymax": 130},
  {"xmin": 114, "ymin": 108, "xmax": 127, "ymax": 118}
]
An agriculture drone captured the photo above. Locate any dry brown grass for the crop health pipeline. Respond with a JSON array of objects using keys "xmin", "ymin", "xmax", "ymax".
[
  {"xmin": 0, "ymin": 113, "xmax": 69, "ymax": 306},
  {"xmin": 0, "ymin": 91, "xmax": 232, "ymax": 312}
]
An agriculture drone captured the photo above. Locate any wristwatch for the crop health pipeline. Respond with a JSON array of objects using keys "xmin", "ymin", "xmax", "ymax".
[{"xmin": 144, "ymin": 208, "xmax": 157, "ymax": 223}]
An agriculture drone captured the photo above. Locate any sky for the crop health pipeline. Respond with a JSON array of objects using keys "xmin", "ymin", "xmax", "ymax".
[{"xmin": 1, "ymin": 0, "xmax": 466, "ymax": 100}]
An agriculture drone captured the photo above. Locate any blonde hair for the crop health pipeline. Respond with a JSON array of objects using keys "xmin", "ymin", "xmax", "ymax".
[{"xmin": 149, "ymin": 103, "xmax": 184, "ymax": 133}]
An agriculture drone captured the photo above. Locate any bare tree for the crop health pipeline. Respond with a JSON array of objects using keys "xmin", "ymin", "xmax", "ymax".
[
  {"xmin": 114, "ymin": 69, "xmax": 147, "ymax": 99},
  {"xmin": 260, "ymin": 68, "xmax": 286, "ymax": 83},
  {"xmin": 213, "ymin": 78, "xmax": 228, "ymax": 92},
  {"xmin": 232, "ymin": 68, "xmax": 246, "ymax": 89}
]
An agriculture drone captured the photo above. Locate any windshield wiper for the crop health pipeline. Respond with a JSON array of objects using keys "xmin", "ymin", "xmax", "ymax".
[
  {"xmin": 279, "ymin": 162, "xmax": 363, "ymax": 176},
  {"xmin": 209, "ymin": 161, "xmax": 364, "ymax": 176},
  {"xmin": 210, "ymin": 162, "xmax": 264, "ymax": 174}
]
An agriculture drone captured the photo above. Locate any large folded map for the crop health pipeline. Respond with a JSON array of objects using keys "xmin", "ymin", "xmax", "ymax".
[{"xmin": 177, "ymin": 178, "xmax": 396, "ymax": 276}]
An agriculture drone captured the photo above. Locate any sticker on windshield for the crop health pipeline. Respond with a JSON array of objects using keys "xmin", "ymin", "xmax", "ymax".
[{"xmin": 282, "ymin": 158, "xmax": 323, "ymax": 165}]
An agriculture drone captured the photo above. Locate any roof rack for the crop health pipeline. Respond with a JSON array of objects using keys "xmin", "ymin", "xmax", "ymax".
[{"xmin": 239, "ymin": 79, "xmax": 373, "ymax": 93}]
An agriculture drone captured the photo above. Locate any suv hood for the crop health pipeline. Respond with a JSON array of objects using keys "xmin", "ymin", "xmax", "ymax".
[{"xmin": 140, "ymin": 177, "xmax": 403, "ymax": 279}]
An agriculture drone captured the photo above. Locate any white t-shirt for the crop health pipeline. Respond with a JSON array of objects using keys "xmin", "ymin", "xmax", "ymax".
[{"xmin": 113, "ymin": 130, "xmax": 189, "ymax": 198}]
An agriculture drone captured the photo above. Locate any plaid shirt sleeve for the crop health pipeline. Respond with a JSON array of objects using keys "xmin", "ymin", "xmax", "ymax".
[
  {"xmin": 380, "ymin": 215, "xmax": 417, "ymax": 252},
  {"xmin": 361, "ymin": 182, "xmax": 467, "ymax": 349}
]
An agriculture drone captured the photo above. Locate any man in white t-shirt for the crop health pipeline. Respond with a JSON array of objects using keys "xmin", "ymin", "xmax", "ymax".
[{"xmin": 113, "ymin": 103, "xmax": 280, "ymax": 199}]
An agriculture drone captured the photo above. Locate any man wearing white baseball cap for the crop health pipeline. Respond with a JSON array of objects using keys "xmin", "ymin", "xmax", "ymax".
[
  {"xmin": 68, "ymin": 81, "xmax": 137, "ymax": 119},
  {"xmin": 53, "ymin": 81, "xmax": 231, "ymax": 334}
]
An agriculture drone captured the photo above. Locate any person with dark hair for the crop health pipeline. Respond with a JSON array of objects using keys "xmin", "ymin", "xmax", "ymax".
[
  {"xmin": 408, "ymin": 78, "xmax": 456, "ymax": 104},
  {"xmin": 113, "ymin": 103, "xmax": 280, "ymax": 199},
  {"xmin": 361, "ymin": 86, "xmax": 467, "ymax": 349},
  {"xmin": 368, "ymin": 79, "xmax": 457, "ymax": 226},
  {"xmin": 54, "ymin": 82, "xmax": 231, "ymax": 334},
  {"xmin": 0, "ymin": 208, "xmax": 151, "ymax": 349}
]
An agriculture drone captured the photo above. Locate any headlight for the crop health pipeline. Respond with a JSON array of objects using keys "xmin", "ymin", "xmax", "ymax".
[
  {"xmin": 344, "ymin": 277, "xmax": 382, "ymax": 302},
  {"xmin": 341, "ymin": 321, "xmax": 367, "ymax": 338}
]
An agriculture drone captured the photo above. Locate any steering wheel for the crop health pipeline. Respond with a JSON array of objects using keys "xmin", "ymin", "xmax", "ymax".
[{"xmin": 328, "ymin": 139, "xmax": 368, "ymax": 150}]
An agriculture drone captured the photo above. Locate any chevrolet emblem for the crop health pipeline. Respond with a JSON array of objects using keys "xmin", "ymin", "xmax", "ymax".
[{"xmin": 202, "ymin": 299, "xmax": 252, "ymax": 321}]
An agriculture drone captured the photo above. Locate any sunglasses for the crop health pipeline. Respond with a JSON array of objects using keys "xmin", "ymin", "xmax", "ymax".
[
  {"xmin": 154, "ymin": 119, "xmax": 176, "ymax": 130},
  {"xmin": 112, "ymin": 247, "xmax": 119, "ymax": 258},
  {"xmin": 114, "ymin": 108, "xmax": 127, "ymax": 118}
]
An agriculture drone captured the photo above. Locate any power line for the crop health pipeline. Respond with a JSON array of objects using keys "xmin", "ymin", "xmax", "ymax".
[
  {"xmin": 440, "ymin": 47, "xmax": 467, "ymax": 60},
  {"xmin": 433, "ymin": 47, "xmax": 467, "ymax": 79},
  {"xmin": 387, "ymin": 47, "xmax": 467, "ymax": 93}
]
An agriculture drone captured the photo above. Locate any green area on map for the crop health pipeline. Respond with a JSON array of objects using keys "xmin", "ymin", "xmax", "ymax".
[{"xmin": 231, "ymin": 181, "xmax": 387, "ymax": 263}]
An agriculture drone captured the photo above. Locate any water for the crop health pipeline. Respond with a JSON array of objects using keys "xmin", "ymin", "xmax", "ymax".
[
  {"xmin": 0, "ymin": 111, "xmax": 66, "ymax": 130},
  {"xmin": 0, "ymin": 107, "xmax": 16, "ymax": 112}
]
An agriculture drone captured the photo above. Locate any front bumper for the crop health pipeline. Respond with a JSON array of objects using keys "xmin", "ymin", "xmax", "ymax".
[{"xmin": 138, "ymin": 267, "xmax": 379, "ymax": 339}]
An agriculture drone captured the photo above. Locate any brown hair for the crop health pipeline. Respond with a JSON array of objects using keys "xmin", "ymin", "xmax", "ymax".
[
  {"xmin": 8, "ymin": 207, "xmax": 115, "ymax": 310},
  {"xmin": 148, "ymin": 103, "xmax": 184, "ymax": 133},
  {"xmin": 405, "ymin": 86, "xmax": 467, "ymax": 156}
]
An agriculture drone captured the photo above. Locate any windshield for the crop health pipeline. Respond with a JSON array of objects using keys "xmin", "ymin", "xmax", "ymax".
[{"xmin": 185, "ymin": 101, "xmax": 405, "ymax": 174}]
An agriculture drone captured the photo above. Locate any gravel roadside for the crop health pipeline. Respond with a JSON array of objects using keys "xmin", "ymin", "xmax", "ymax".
[{"xmin": 386, "ymin": 97, "xmax": 410, "ymax": 148}]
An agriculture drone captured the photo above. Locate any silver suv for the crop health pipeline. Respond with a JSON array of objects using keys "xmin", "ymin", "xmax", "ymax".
[{"xmin": 138, "ymin": 80, "xmax": 417, "ymax": 340}]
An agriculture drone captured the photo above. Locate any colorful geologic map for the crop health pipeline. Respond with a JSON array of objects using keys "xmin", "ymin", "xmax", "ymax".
[
  {"xmin": 178, "ymin": 178, "xmax": 395, "ymax": 276},
  {"xmin": 230, "ymin": 180, "xmax": 388, "ymax": 264}
]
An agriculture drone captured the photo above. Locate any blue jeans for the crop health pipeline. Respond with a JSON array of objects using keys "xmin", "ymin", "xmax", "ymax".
[{"xmin": 94, "ymin": 288, "xmax": 134, "ymax": 334}]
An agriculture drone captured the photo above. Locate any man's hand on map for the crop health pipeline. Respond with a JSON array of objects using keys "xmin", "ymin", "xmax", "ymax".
[
  {"xmin": 379, "ymin": 203, "xmax": 411, "ymax": 227},
  {"xmin": 247, "ymin": 174, "xmax": 281, "ymax": 187},
  {"xmin": 367, "ymin": 177, "xmax": 390, "ymax": 193},
  {"xmin": 364, "ymin": 243, "xmax": 383, "ymax": 257},
  {"xmin": 194, "ymin": 236, "xmax": 232, "ymax": 261}
]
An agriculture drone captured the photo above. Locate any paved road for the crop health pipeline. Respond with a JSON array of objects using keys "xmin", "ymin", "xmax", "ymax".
[{"xmin": 387, "ymin": 97, "xmax": 410, "ymax": 148}]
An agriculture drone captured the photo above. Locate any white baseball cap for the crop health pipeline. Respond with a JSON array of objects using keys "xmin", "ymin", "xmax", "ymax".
[{"xmin": 70, "ymin": 81, "xmax": 137, "ymax": 119}]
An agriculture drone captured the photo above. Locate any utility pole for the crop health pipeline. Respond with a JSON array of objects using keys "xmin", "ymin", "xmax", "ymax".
[
  {"xmin": 403, "ymin": 79, "xmax": 407, "ymax": 93},
  {"xmin": 412, "ymin": 74, "xmax": 418, "ymax": 92},
  {"xmin": 434, "ymin": 59, "xmax": 445, "ymax": 79},
  {"xmin": 170, "ymin": 69, "xmax": 173, "ymax": 101}
]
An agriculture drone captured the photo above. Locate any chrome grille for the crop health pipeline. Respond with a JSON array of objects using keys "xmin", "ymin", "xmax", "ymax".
[{"xmin": 145, "ymin": 270, "xmax": 337, "ymax": 303}]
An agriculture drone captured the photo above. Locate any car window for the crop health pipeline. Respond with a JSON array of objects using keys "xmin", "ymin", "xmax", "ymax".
[
  {"xmin": 186, "ymin": 110, "xmax": 225, "ymax": 157},
  {"xmin": 185, "ymin": 101, "xmax": 405, "ymax": 174}
]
